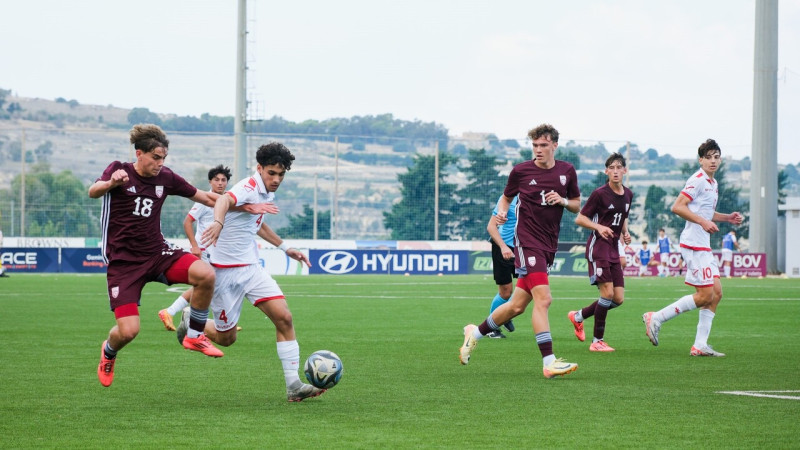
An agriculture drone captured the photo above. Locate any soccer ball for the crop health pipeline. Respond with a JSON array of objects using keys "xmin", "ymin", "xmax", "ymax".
[{"xmin": 304, "ymin": 350, "xmax": 343, "ymax": 389}]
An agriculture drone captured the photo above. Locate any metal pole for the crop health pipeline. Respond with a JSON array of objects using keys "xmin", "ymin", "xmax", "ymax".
[
  {"xmin": 750, "ymin": 0, "xmax": 779, "ymax": 272},
  {"xmin": 313, "ymin": 173, "xmax": 318, "ymax": 240},
  {"xmin": 20, "ymin": 128, "xmax": 26, "ymax": 238},
  {"xmin": 434, "ymin": 140, "xmax": 439, "ymax": 241},
  {"xmin": 333, "ymin": 136, "xmax": 339, "ymax": 239},
  {"xmin": 233, "ymin": 0, "xmax": 248, "ymax": 182}
]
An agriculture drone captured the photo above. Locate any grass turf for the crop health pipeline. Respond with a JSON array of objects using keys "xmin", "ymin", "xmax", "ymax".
[{"xmin": 1, "ymin": 273, "xmax": 798, "ymax": 448}]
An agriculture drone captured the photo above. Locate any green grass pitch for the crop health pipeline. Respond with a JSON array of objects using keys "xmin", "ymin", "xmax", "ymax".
[{"xmin": 1, "ymin": 273, "xmax": 798, "ymax": 448}]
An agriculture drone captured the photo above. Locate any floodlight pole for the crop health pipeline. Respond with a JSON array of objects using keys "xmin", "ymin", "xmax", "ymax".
[
  {"xmin": 233, "ymin": 0, "xmax": 248, "ymax": 182},
  {"xmin": 750, "ymin": 0, "xmax": 779, "ymax": 273}
]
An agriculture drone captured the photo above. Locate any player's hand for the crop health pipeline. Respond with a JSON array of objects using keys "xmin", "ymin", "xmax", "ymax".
[
  {"xmin": 729, "ymin": 212, "xmax": 743, "ymax": 225},
  {"xmin": 109, "ymin": 169, "xmax": 129, "ymax": 187},
  {"xmin": 622, "ymin": 231, "xmax": 632, "ymax": 245},
  {"xmin": 190, "ymin": 245, "xmax": 202, "ymax": 258},
  {"xmin": 495, "ymin": 211, "xmax": 508, "ymax": 225},
  {"xmin": 286, "ymin": 248, "xmax": 312, "ymax": 268},
  {"xmin": 201, "ymin": 222, "xmax": 222, "ymax": 247},
  {"xmin": 701, "ymin": 219, "xmax": 719, "ymax": 234},
  {"xmin": 596, "ymin": 225, "xmax": 614, "ymax": 240},
  {"xmin": 242, "ymin": 202, "xmax": 279, "ymax": 215},
  {"xmin": 501, "ymin": 244, "xmax": 514, "ymax": 260},
  {"xmin": 544, "ymin": 191, "xmax": 563, "ymax": 206}
]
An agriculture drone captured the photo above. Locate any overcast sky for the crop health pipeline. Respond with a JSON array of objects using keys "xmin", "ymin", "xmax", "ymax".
[{"xmin": 1, "ymin": 0, "xmax": 798, "ymax": 164}]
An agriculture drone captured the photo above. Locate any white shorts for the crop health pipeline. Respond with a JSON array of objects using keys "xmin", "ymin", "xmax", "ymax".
[
  {"xmin": 721, "ymin": 248, "xmax": 733, "ymax": 262},
  {"xmin": 210, "ymin": 264, "xmax": 285, "ymax": 332},
  {"xmin": 660, "ymin": 252, "xmax": 669, "ymax": 263},
  {"xmin": 681, "ymin": 248, "xmax": 719, "ymax": 287}
]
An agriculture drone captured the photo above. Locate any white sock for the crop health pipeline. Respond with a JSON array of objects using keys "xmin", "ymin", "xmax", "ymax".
[
  {"xmin": 656, "ymin": 294, "xmax": 697, "ymax": 323},
  {"xmin": 472, "ymin": 327, "xmax": 485, "ymax": 340},
  {"xmin": 166, "ymin": 295, "xmax": 190, "ymax": 316},
  {"xmin": 574, "ymin": 310, "xmax": 584, "ymax": 322},
  {"xmin": 277, "ymin": 340, "xmax": 301, "ymax": 388},
  {"xmin": 543, "ymin": 354, "xmax": 556, "ymax": 366},
  {"xmin": 724, "ymin": 266, "xmax": 731, "ymax": 277},
  {"xmin": 694, "ymin": 309, "xmax": 715, "ymax": 348}
]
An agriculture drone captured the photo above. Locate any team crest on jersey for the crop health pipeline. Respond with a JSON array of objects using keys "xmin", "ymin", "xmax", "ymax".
[
  {"xmin": 596, "ymin": 267, "xmax": 603, "ymax": 277},
  {"xmin": 527, "ymin": 256, "xmax": 536, "ymax": 267},
  {"xmin": 559, "ymin": 175, "xmax": 567, "ymax": 186},
  {"xmin": 111, "ymin": 286, "xmax": 119, "ymax": 298},
  {"xmin": 625, "ymin": 203, "xmax": 630, "ymax": 212},
  {"xmin": 155, "ymin": 186, "xmax": 164, "ymax": 198},
  {"xmin": 244, "ymin": 177, "xmax": 257, "ymax": 192}
]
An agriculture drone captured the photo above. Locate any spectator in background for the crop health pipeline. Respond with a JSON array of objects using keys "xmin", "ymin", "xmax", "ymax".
[
  {"xmin": 721, "ymin": 230, "xmax": 740, "ymax": 278},
  {"xmin": 636, "ymin": 240, "xmax": 657, "ymax": 276},
  {"xmin": 657, "ymin": 228, "xmax": 672, "ymax": 277}
]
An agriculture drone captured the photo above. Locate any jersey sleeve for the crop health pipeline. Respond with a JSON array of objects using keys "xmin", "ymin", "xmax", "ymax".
[
  {"xmin": 97, "ymin": 161, "xmax": 123, "ymax": 182},
  {"xmin": 680, "ymin": 173, "xmax": 702, "ymax": 200},
  {"xmin": 169, "ymin": 171, "xmax": 198, "ymax": 199},
  {"xmin": 566, "ymin": 165, "xmax": 580, "ymax": 199},
  {"xmin": 187, "ymin": 202, "xmax": 204, "ymax": 221},
  {"xmin": 503, "ymin": 165, "xmax": 522, "ymax": 198},
  {"xmin": 580, "ymin": 189, "xmax": 599, "ymax": 217}
]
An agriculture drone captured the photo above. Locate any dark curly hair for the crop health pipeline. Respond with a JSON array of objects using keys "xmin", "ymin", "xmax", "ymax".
[
  {"xmin": 698, "ymin": 139, "xmax": 721, "ymax": 158},
  {"xmin": 256, "ymin": 142, "xmax": 295, "ymax": 170},
  {"xmin": 207, "ymin": 164, "xmax": 232, "ymax": 181}
]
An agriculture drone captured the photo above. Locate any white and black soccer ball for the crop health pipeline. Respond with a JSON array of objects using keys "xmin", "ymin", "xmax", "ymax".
[{"xmin": 304, "ymin": 350, "xmax": 343, "ymax": 389}]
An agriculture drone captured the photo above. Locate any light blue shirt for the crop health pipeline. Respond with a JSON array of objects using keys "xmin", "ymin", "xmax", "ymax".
[{"xmin": 492, "ymin": 195, "xmax": 518, "ymax": 247}]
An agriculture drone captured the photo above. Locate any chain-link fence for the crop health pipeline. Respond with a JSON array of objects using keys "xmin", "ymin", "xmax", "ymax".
[{"xmin": 0, "ymin": 125, "xmax": 633, "ymax": 243}]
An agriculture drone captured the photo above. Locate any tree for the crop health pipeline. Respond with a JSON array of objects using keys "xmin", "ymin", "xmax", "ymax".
[
  {"xmin": 127, "ymin": 107, "xmax": 162, "ymax": 126},
  {"xmin": 641, "ymin": 184, "xmax": 670, "ymax": 238},
  {"xmin": 452, "ymin": 148, "xmax": 505, "ymax": 240},
  {"xmin": 275, "ymin": 204, "xmax": 331, "ymax": 239},
  {"xmin": 383, "ymin": 153, "xmax": 457, "ymax": 240},
  {"xmin": 34, "ymin": 141, "xmax": 54, "ymax": 162},
  {"xmin": 555, "ymin": 149, "xmax": 580, "ymax": 170},
  {"xmin": 778, "ymin": 169, "xmax": 789, "ymax": 216}
]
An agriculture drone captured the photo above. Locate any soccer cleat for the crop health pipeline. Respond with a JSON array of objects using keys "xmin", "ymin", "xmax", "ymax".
[
  {"xmin": 504, "ymin": 320, "xmax": 515, "ymax": 332},
  {"xmin": 97, "ymin": 340, "xmax": 115, "ymax": 387},
  {"xmin": 459, "ymin": 324, "xmax": 478, "ymax": 365},
  {"xmin": 287, "ymin": 383, "xmax": 327, "ymax": 402},
  {"xmin": 690, "ymin": 345, "xmax": 726, "ymax": 357},
  {"xmin": 642, "ymin": 312, "xmax": 661, "ymax": 346},
  {"xmin": 487, "ymin": 330, "xmax": 506, "ymax": 339},
  {"xmin": 158, "ymin": 309, "xmax": 176, "ymax": 331},
  {"xmin": 176, "ymin": 306, "xmax": 190, "ymax": 345},
  {"xmin": 589, "ymin": 340, "xmax": 615, "ymax": 352},
  {"xmin": 542, "ymin": 358, "xmax": 578, "ymax": 379},
  {"xmin": 567, "ymin": 311, "xmax": 585, "ymax": 342},
  {"xmin": 183, "ymin": 334, "xmax": 224, "ymax": 358}
]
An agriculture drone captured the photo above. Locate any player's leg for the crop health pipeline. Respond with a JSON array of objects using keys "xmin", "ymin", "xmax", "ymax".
[
  {"xmin": 158, "ymin": 288, "xmax": 190, "ymax": 331},
  {"xmin": 588, "ymin": 279, "xmax": 615, "ymax": 352},
  {"xmin": 530, "ymin": 282, "xmax": 578, "ymax": 378},
  {"xmin": 166, "ymin": 254, "xmax": 222, "ymax": 357},
  {"xmin": 692, "ymin": 262, "xmax": 724, "ymax": 356}
]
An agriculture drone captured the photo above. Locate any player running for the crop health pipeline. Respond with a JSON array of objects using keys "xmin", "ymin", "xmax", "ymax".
[
  {"xmin": 568, "ymin": 152, "xmax": 633, "ymax": 352},
  {"xmin": 459, "ymin": 123, "xmax": 580, "ymax": 379},
  {"xmin": 642, "ymin": 139, "xmax": 743, "ymax": 356}
]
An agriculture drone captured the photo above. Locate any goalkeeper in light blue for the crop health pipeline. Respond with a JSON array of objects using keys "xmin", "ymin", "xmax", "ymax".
[{"xmin": 485, "ymin": 195, "xmax": 519, "ymax": 338}]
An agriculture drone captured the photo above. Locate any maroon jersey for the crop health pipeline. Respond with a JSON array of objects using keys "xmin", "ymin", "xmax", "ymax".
[
  {"xmin": 504, "ymin": 160, "xmax": 580, "ymax": 254},
  {"xmin": 580, "ymin": 183, "xmax": 634, "ymax": 262},
  {"xmin": 98, "ymin": 161, "xmax": 197, "ymax": 263}
]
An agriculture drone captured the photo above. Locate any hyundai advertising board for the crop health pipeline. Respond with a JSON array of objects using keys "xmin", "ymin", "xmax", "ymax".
[{"xmin": 309, "ymin": 250, "xmax": 468, "ymax": 275}]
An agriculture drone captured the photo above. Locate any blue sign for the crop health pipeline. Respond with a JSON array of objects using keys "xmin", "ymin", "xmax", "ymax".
[
  {"xmin": 0, "ymin": 247, "xmax": 59, "ymax": 273},
  {"xmin": 309, "ymin": 249, "xmax": 468, "ymax": 275},
  {"xmin": 61, "ymin": 248, "xmax": 107, "ymax": 273}
]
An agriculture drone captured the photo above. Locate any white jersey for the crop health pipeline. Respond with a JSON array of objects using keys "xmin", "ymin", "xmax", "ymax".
[
  {"xmin": 208, "ymin": 173, "xmax": 275, "ymax": 267},
  {"xmin": 678, "ymin": 169, "xmax": 718, "ymax": 251},
  {"xmin": 187, "ymin": 196, "xmax": 214, "ymax": 250}
]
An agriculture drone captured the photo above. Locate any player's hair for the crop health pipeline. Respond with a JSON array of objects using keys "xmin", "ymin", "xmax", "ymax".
[
  {"xmin": 129, "ymin": 124, "xmax": 169, "ymax": 152},
  {"xmin": 527, "ymin": 124, "xmax": 559, "ymax": 143},
  {"xmin": 659, "ymin": 228, "xmax": 665, "ymax": 232},
  {"xmin": 698, "ymin": 139, "xmax": 721, "ymax": 158},
  {"xmin": 208, "ymin": 164, "xmax": 232, "ymax": 181},
  {"xmin": 642, "ymin": 240, "xmax": 648, "ymax": 244},
  {"xmin": 256, "ymin": 142, "xmax": 295, "ymax": 170},
  {"xmin": 605, "ymin": 152, "xmax": 626, "ymax": 168}
]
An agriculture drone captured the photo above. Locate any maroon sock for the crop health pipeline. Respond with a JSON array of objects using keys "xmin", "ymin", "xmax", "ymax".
[{"xmin": 581, "ymin": 301, "xmax": 598, "ymax": 320}]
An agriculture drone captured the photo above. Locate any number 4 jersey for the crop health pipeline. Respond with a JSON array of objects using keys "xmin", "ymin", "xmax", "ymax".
[{"xmin": 98, "ymin": 161, "xmax": 197, "ymax": 264}]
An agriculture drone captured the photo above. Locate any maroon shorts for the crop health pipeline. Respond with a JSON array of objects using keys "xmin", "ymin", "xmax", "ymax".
[
  {"xmin": 514, "ymin": 247, "xmax": 554, "ymax": 292},
  {"xmin": 588, "ymin": 259, "xmax": 624, "ymax": 288},
  {"xmin": 106, "ymin": 251, "xmax": 198, "ymax": 312}
]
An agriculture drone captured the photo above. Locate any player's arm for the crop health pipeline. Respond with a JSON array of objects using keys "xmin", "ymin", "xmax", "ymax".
[
  {"xmin": 575, "ymin": 212, "xmax": 613, "ymax": 240},
  {"xmin": 495, "ymin": 195, "xmax": 514, "ymax": 224},
  {"xmin": 88, "ymin": 169, "xmax": 128, "ymax": 198},
  {"xmin": 257, "ymin": 223, "xmax": 311, "ymax": 268},
  {"xmin": 712, "ymin": 211, "xmax": 744, "ymax": 226},
  {"xmin": 191, "ymin": 190, "xmax": 220, "ymax": 208},
  {"xmin": 487, "ymin": 215, "xmax": 513, "ymax": 260},
  {"xmin": 671, "ymin": 194, "xmax": 718, "ymax": 233},
  {"xmin": 544, "ymin": 191, "xmax": 580, "ymax": 213},
  {"xmin": 183, "ymin": 215, "xmax": 202, "ymax": 258},
  {"xmin": 621, "ymin": 218, "xmax": 632, "ymax": 245},
  {"xmin": 201, "ymin": 193, "xmax": 235, "ymax": 247}
]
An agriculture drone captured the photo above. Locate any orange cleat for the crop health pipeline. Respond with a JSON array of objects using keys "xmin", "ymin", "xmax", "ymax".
[
  {"xmin": 183, "ymin": 334, "xmax": 224, "ymax": 358},
  {"xmin": 589, "ymin": 340, "xmax": 615, "ymax": 352},
  {"xmin": 567, "ymin": 311, "xmax": 585, "ymax": 342},
  {"xmin": 98, "ymin": 340, "xmax": 116, "ymax": 387},
  {"xmin": 158, "ymin": 309, "xmax": 176, "ymax": 331}
]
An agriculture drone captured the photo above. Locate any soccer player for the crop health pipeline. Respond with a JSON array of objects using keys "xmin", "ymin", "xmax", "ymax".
[
  {"xmin": 642, "ymin": 139, "xmax": 743, "ymax": 356},
  {"xmin": 485, "ymin": 194, "xmax": 519, "ymax": 339},
  {"xmin": 459, "ymin": 123, "xmax": 580, "ymax": 379},
  {"xmin": 568, "ymin": 152, "xmax": 633, "ymax": 352},
  {"xmin": 197, "ymin": 142, "xmax": 326, "ymax": 402},
  {"xmin": 721, "ymin": 230, "xmax": 740, "ymax": 278},
  {"xmin": 158, "ymin": 165, "xmax": 232, "ymax": 331},
  {"xmin": 657, "ymin": 228, "xmax": 672, "ymax": 277},
  {"xmin": 636, "ymin": 240, "xmax": 655, "ymax": 276},
  {"xmin": 91, "ymin": 124, "xmax": 229, "ymax": 387}
]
